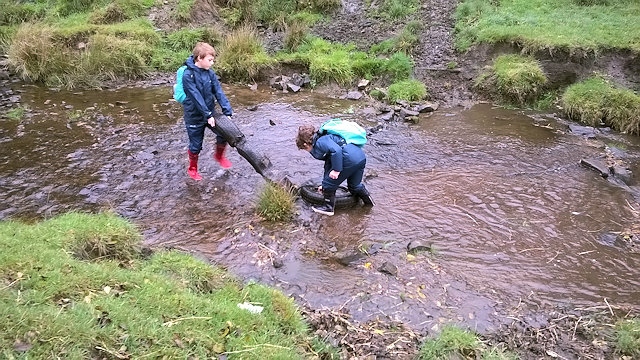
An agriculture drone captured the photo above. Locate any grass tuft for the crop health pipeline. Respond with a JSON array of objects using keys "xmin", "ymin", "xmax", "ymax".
[
  {"xmin": 383, "ymin": 52, "xmax": 414, "ymax": 81},
  {"xmin": 388, "ymin": 79, "xmax": 428, "ymax": 103},
  {"xmin": 284, "ymin": 20, "xmax": 309, "ymax": 52},
  {"xmin": 0, "ymin": 2, "xmax": 46, "ymax": 26},
  {"xmin": 615, "ymin": 318, "xmax": 640, "ymax": 357},
  {"xmin": 561, "ymin": 76, "xmax": 640, "ymax": 134},
  {"xmin": 379, "ymin": 0, "xmax": 420, "ymax": 20},
  {"xmin": 6, "ymin": 106, "xmax": 26, "ymax": 121},
  {"xmin": 419, "ymin": 325, "xmax": 480, "ymax": 359},
  {"xmin": 475, "ymin": 54, "xmax": 548, "ymax": 106},
  {"xmin": 216, "ymin": 25, "xmax": 274, "ymax": 82},
  {"xmin": 51, "ymin": 212, "xmax": 142, "ymax": 262},
  {"xmin": 256, "ymin": 182, "xmax": 296, "ymax": 222},
  {"xmin": 371, "ymin": 20, "xmax": 422, "ymax": 55}
]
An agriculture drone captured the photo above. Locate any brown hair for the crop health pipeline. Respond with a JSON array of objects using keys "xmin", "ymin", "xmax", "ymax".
[
  {"xmin": 192, "ymin": 42, "xmax": 216, "ymax": 60},
  {"xmin": 296, "ymin": 125, "xmax": 316, "ymax": 149}
]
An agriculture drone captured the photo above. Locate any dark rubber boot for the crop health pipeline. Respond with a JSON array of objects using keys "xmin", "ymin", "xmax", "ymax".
[
  {"xmin": 356, "ymin": 185, "xmax": 375, "ymax": 206},
  {"xmin": 187, "ymin": 150, "xmax": 202, "ymax": 181},
  {"xmin": 214, "ymin": 143, "xmax": 232, "ymax": 169},
  {"xmin": 312, "ymin": 190, "xmax": 336, "ymax": 216}
]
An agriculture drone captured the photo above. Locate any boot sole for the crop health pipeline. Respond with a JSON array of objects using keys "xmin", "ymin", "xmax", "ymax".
[{"xmin": 312, "ymin": 207, "xmax": 334, "ymax": 216}]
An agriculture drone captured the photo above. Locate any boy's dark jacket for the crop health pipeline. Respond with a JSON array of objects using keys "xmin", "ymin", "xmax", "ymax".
[
  {"xmin": 310, "ymin": 133, "xmax": 366, "ymax": 173},
  {"xmin": 181, "ymin": 55, "xmax": 233, "ymax": 121}
]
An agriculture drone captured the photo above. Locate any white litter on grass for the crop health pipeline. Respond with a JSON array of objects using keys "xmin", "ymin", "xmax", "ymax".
[{"xmin": 237, "ymin": 302, "xmax": 264, "ymax": 314}]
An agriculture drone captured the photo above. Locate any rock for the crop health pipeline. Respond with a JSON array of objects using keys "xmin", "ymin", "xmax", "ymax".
[
  {"xmin": 378, "ymin": 111, "xmax": 394, "ymax": 122},
  {"xmin": 404, "ymin": 116, "xmax": 420, "ymax": 124},
  {"xmin": 247, "ymin": 105, "xmax": 259, "ymax": 111},
  {"xmin": 378, "ymin": 262, "xmax": 398, "ymax": 276},
  {"xmin": 346, "ymin": 91, "xmax": 363, "ymax": 100},
  {"xmin": 414, "ymin": 102, "xmax": 439, "ymax": 113},
  {"xmin": 568, "ymin": 124, "xmax": 598, "ymax": 139},
  {"xmin": 398, "ymin": 108, "xmax": 419, "ymax": 122},
  {"xmin": 580, "ymin": 158, "xmax": 610, "ymax": 178},
  {"xmin": 272, "ymin": 258, "xmax": 284, "ymax": 268},
  {"xmin": 357, "ymin": 79, "xmax": 370, "ymax": 90},
  {"xmin": 407, "ymin": 240, "xmax": 432, "ymax": 254},
  {"xmin": 334, "ymin": 249, "xmax": 366, "ymax": 266},
  {"xmin": 611, "ymin": 165, "xmax": 632, "ymax": 183},
  {"xmin": 290, "ymin": 73, "xmax": 306, "ymax": 87},
  {"xmin": 286, "ymin": 83, "xmax": 301, "ymax": 93}
]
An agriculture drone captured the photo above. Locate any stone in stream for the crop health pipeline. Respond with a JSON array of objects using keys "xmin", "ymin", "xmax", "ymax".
[
  {"xmin": 407, "ymin": 240, "xmax": 432, "ymax": 254},
  {"xmin": 378, "ymin": 262, "xmax": 398, "ymax": 276}
]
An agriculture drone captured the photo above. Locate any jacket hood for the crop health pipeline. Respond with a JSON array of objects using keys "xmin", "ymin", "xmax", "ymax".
[{"xmin": 185, "ymin": 55, "xmax": 197, "ymax": 70}]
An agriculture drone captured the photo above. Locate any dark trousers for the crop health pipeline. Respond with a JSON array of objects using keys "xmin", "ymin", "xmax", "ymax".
[
  {"xmin": 185, "ymin": 120, "xmax": 226, "ymax": 154},
  {"xmin": 321, "ymin": 159, "xmax": 366, "ymax": 193}
]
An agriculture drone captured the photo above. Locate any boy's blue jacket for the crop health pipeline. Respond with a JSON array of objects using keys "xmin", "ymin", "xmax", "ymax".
[
  {"xmin": 181, "ymin": 55, "xmax": 233, "ymax": 121},
  {"xmin": 310, "ymin": 133, "xmax": 366, "ymax": 173}
]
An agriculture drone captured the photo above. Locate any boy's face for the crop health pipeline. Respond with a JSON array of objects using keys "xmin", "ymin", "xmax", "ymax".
[
  {"xmin": 303, "ymin": 143, "xmax": 312, "ymax": 152},
  {"xmin": 195, "ymin": 54, "xmax": 215, "ymax": 69}
]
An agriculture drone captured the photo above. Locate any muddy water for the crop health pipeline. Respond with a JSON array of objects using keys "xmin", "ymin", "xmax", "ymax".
[{"xmin": 2, "ymin": 82, "xmax": 639, "ymax": 333}]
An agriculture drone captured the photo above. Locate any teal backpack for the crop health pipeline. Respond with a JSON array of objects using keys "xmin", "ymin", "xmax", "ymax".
[
  {"xmin": 173, "ymin": 65, "xmax": 188, "ymax": 104},
  {"xmin": 319, "ymin": 118, "xmax": 367, "ymax": 147}
]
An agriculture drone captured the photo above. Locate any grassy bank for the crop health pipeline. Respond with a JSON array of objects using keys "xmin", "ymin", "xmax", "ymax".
[
  {"xmin": 454, "ymin": 0, "xmax": 640, "ymax": 53},
  {"xmin": 1, "ymin": 0, "xmax": 425, "ymax": 103},
  {"xmin": 0, "ymin": 212, "xmax": 324, "ymax": 358}
]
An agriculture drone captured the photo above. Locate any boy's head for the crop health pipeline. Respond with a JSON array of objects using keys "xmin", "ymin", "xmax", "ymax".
[
  {"xmin": 296, "ymin": 125, "xmax": 316, "ymax": 151},
  {"xmin": 193, "ymin": 42, "xmax": 216, "ymax": 70}
]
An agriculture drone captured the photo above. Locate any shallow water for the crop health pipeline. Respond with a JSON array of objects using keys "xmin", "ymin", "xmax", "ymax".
[{"xmin": 2, "ymin": 82, "xmax": 639, "ymax": 333}]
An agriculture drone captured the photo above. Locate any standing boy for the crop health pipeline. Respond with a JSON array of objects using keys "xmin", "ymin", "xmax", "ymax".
[
  {"xmin": 180, "ymin": 42, "xmax": 233, "ymax": 181},
  {"xmin": 296, "ymin": 124, "xmax": 374, "ymax": 216}
]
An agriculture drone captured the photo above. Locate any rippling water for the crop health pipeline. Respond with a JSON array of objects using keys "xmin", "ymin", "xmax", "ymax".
[{"xmin": 2, "ymin": 83, "xmax": 639, "ymax": 332}]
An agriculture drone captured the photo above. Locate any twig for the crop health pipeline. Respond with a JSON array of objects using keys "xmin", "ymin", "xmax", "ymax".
[
  {"xmin": 519, "ymin": 248, "xmax": 544, "ymax": 253},
  {"xmin": 625, "ymin": 199, "xmax": 636, "ymax": 212},
  {"xmin": 577, "ymin": 250, "xmax": 595, "ymax": 256},
  {"xmin": 0, "ymin": 278, "xmax": 21, "ymax": 291},
  {"xmin": 465, "ymin": 213, "xmax": 479, "ymax": 225},
  {"xmin": 604, "ymin": 298, "xmax": 614, "ymax": 316},
  {"xmin": 546, "ymin": 251, "xmax": 560, "ymax": 263},
  {"xmin": 95, "ymin": 345, "xmax": 129, "ymax": 359},
  {"xmin": 257, "ymin": 242, "xmax": 278, "ymax": 254},
  {"xmin": 162, "ymin": 316, "xmax": 212, "ymax": 327},
  {"xmin": 572, "ymin": 316, "xmax": 582, "ymax": 340},
  {"xmin": 223, "ymin": 343, "xmax": 290, "ymax": 355}
]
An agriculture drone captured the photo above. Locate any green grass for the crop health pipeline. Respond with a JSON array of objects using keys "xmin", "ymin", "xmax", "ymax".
[
  {"xmin": 256, "ymin": 183, "xmax": 296, "ymax": 222},
  {"xmin": 378, "ymin": 0, "xmax": 420, "ymax": 20},
  {"xmin": 216, "ymin": 25, "xmax": 275, "ymax": 82},
  {"xmin": 475, "ymin": 54, "xmax": 548, "ymax": 105},
  {"xmin": 419, "ymin": 325, "xmax": 480, "ymax": 359},
  {"xmin": 454, "ymin": 0, "xmax": 640, "ymax": 52},
  {"xmin": 280, "ymin": 36, "xmax": 415, "ymax": 85},
  {"xmin": 388, "ymin": 79, "xmax": 428, "ymax": 103},
  {"xmin": 5, "ymin": 106, "xmax": 26, "ymax": 121},
  {"xmin": 0, "ymin": 212, "xmax": 317, "ymax": 358},
  {"xmin": 370, "ymin": 20, "xmax": 422, "ymax": 55},
  {"xmin": 615, "ymin": 318, "xmax": 640, "ymax": 357},
  {"xmin": 218, "ymin": 0, "xmax": 338, "ymax": 30},
  {"xmin": 561, "ymin": 76, "xmax": 640, "ymax": 134}
]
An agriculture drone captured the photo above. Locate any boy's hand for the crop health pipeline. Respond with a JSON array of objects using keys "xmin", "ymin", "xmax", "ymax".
[
  {"xmin": 329, "ymin": 170, "xmax": 340, "ymax": 179},
  {"xmin": 207, "ymin": 117, "xmax": 215, "ymax": 127}
]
